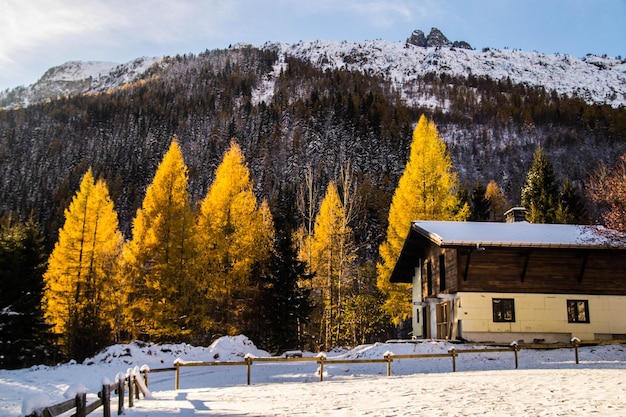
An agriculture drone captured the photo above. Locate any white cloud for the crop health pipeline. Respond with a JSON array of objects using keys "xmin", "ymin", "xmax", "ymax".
[
  {"xmin": 0, "ymin": 0, "xmax": 622, "ymax": 91},
  {"xmin": 0, "ymin": 0, "xmax": 115, "ymax": 65}
]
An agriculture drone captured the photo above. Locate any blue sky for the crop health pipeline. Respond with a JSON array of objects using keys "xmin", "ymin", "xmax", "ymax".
[{"xmin": 1, "ymin": 0, "xmax": 624, "ymax": 91}]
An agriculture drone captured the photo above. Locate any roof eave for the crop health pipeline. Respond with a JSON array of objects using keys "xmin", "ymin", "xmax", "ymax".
[{"xmin": 439, "ymin": 241, "xmax": 624, "ymax": 250}]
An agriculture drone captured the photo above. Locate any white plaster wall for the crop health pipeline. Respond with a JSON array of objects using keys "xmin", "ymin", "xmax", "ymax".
[
  {"xmin": 456, "ymin": 292, "xmax": 626, "ymax": 342},
  {"xmin": 412, "ymin": 265, "xmax": 423, "ymax": 338}
]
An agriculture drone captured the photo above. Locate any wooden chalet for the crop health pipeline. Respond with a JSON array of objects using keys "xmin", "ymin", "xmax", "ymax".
[{"xmin": 389, "ymin": 218, "xmax": 626, "ymax": 343}]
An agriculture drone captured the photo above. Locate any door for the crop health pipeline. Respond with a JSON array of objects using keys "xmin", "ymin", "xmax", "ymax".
[{"xmin": 436, "ymin": 301, "xmax": 451, "ymax": 340}]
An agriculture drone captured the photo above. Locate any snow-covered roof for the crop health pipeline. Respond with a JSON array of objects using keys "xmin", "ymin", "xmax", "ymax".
[
  {"xmin": 389, "ymin": 220, "xmax": 625, "ymax": 283},
  {"xmin": 412, "ymin": 220, "xmax": 625, "ymax": 249}
]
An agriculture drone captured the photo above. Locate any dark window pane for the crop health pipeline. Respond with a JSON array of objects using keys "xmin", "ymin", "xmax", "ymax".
[
  {"xmin": 493, "ymin": 298, "xmax": 515, "ymax": 322},
  {"xmin": 567, "ymin": 300, "xmax": 590, "ymax": 323}
]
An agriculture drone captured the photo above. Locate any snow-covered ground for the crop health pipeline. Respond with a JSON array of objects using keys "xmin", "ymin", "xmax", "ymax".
[{"xmin": 2, "ymin": 335, "xmax": 625, "ymax": 416}]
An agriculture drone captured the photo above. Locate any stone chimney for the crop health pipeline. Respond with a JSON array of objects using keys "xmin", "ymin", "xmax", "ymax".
[{"xmin": 504, "ymin": 207, "xmax": 527, "ymax": 223}]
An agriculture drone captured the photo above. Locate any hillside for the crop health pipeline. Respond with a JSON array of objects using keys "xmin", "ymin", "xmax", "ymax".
[{"xmin": 0, "ymin": 29, "xmax": 625, "ymax": 257}]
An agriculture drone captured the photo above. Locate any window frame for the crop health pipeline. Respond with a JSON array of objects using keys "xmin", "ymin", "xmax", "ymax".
[
  {"xmin": 567, "ymin": 299, "xmax": 590, "ymax": 323},
  {"xmin": 439, "ymin": 254, "xmax": 446, "ymax": 292},
  {"xmin": 426, "ymin": 261, "xmax": 433, "ymax": 296},
  {"xmin": 492, "ymin": 298, "xmax": 515, "ymax": 322}
]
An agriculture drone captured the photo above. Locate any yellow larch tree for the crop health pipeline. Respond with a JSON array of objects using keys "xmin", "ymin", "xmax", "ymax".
[
  {"xmin": 193, "ymin": 140, "xmax": 271, "ymax": 336},
  {"xmin": 44, "ymin": 168, "xmax": 123, "ymax": 360},
  {"xmin": 295, "ymin": 165, "xmax": 318, "ymax": 275},
  {"xmin": 122, "ymin": 139, "xmax": 196, "ymax": 341},
  {"xmin": 485, "ymin": 180, "xmax": 508, "ymax": 222},
  {"xmin": 309, "ymin": 180, "xmax": 356, "ymax": 349},
  {"xmin": 377, "ymin": 115, "xmax": 468, "ymax": 325}
]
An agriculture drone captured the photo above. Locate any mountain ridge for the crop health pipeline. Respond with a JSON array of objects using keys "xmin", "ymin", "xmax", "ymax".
[
  {"xmin": 265, "ymin": 39, "xmax": 626, "ymax": 108},
  {"xmin": 0, "ymin": 56, "xmax": 161, "ymax": 109},
  {"xmin": 1, "ymin": 28, "xmax": 625, "ymax": 110}
]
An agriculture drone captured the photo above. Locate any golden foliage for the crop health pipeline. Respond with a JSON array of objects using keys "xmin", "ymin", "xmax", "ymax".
[
  {"xmin": 122, "ymin": 139, "xmax": 196, "ymax": 340},
  {"xmin": 194, "ymin": 140, "xmax": 272, "ymax": 335},
  {"xmin": 377, "ymin": 115, "xmax": 466, "ymax": 324},
  {"xmin": 44, "ymin": 168, "xmax": 122, "ymax": 354},
  {"xmin": 309, "ymin": 181, "xmax": 357, "ymax": 348}
]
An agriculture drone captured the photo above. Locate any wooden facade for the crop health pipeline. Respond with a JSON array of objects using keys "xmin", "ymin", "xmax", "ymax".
[
  {"xmin": 390, "ymin": 221, "xmax": 626, "ymax": 342},
  {"xmin": 456, "ymin": 247, "xmax": 626, "ymax": 295}
]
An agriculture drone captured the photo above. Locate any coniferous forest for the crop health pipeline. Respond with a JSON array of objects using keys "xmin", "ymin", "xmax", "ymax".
[{"xmin": 1, "ymin": 46, "xmax": 626, "ymax": 366}]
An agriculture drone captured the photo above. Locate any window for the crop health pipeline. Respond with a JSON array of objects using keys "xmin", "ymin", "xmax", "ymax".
[
  {"xmin": 567, "ymin": 300, "xmax": 590, "ymax": 323},
  {"xmin": 426, "ymin": 261, "xmax": 433, "ymax": 296},
  {"xmin": 492, "ymin": 298, "xmax": 515, "ymax": 322},
  {"xmin": 439, "ymin": 254, "xmax": 446, "ymax": 292}
]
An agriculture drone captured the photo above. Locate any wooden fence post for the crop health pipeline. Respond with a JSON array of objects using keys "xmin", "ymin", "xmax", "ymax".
[
  {"xmin": 75, "ymin": 392, "xmax": 86, "ymax": 417},
  {"xmin": 135, "ymin": 375, "xmax": 140, "ymax": 400},
  {"xmin": 450, "ymin": 349, "xmax": 457, "ymax": 372},
  {"xmin": 318, "ymin": 357, "xmax": 325, "ymax": 382},
  {"xmin": 384, "ymin": 352, "xmax": 393, "ymax": 376},
  {"xmin": 128, "ymin": 370, "xmax": 137, "ymax": 408},
  {"xmin": 117, "ymin": 377, "xmax": 125, "ymax": 415},
  {"xmin": 101, "ymin": 383, "xmax": 111, "ymax": 417},
  {"xmin": 510, "ymin": 342, "xmax": 519, "ymax": 369},
  {"xmin": 246, "ymin": 356, "xmax": 253, "ymax": 385},
  {"xmin": 175, "ymin": 363, "xmax": 180, "ymax": 390},
  {"xmin": 142, "ymin": 368, "xmax": 149, "ymax": 389},
  {"xmin": 573, "ymin": 340, "xmax": 580, "ymax": 364}
]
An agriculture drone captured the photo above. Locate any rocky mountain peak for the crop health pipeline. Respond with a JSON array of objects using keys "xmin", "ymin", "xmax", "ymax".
[
  {"xmin": 406, "ymin": 27, "xmax": 472, "ymax": 50},
  {"xmin": 406, "ymin": 29, "xmax": 427, "ymax": 47},
  {"xmin": 426, "ymin": 27, "xmax": 451, "ymax": 47}
]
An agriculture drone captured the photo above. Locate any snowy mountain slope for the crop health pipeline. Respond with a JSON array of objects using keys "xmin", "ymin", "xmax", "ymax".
[
  {"xmin": 0, "ymin": 56, "xmax": 161, "ymax": 108},
  {"xmin": 265, "ymin": 39, "xmax": 626, "ymax": 108},
  {"xmin": 2, "ymin": 30, "xmax": 625, "ymax": 110}
]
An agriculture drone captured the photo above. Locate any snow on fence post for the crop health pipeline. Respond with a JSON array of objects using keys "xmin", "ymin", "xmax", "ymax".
[
  {"xmin": 100, "ymin": 379, "xmax": 111, "ymax": 417},
  {"xmin": 571, "ymin": 337, "xmax": 581, "ymax": 364},
  {"xmin": 383, "ymin": 351, "xmax": 394, "ymax": 376},
  {"xmin": 316, "ymin": 352, "xmax": 327, "ymax": 382},
  {"xmin": 140, "ymin": 364, "xmax": 150, "ymax": 389},
  {"xmin": 245, "ymin": 354, "xmax": 254, "ymax": 385},
  {"xmin": 174, "ymin": 358, "xmax": 183, "ymax": 390}
]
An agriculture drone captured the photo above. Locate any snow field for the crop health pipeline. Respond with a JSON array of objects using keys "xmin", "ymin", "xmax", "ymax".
[{"xmin": 2, "ymin": 336, "xmax": 625, "ymax": 417}]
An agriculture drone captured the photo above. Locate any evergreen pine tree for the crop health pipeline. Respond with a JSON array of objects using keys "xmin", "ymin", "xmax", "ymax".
[
  {"xmin": 521, "ymin": 146, "xmax": 560, "ymax": 223},
  {"xmin": 377, "ymin": 115, "xmax": 467, "ymax": 326},
  {"xmin": 0, "ymin": 217, "xmax": 57, "ymax": 368},
  {"xmin": 469, "ymin": 181, "xmax": 491, "ymax": 221},
  {"xmin": 44, "ymin": 169, "xmax": 122, "ymax": 360},
  {"xmin": 556, "ymin": 178, "xmax": 587, "ymax": 224},
  {"xmin": 244, "ymin": 205, "xmax": 313, "ymax": 353}
]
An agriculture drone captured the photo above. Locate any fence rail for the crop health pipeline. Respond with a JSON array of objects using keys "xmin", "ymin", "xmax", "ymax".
[
  {"xmin": 26, "ymin": 369, "xmax": 149, "ymax": 417},
  {"xmin": 168, "ymin": 339, "xmax": 625, "ymax": 388},
  {"xmin": 26, "ymin": 339, "xmax": 626, "ymax": 415}
]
